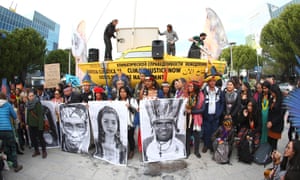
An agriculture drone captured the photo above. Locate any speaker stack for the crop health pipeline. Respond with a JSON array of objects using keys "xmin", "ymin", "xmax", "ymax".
[
  {"xmin": 88, "ymin": 48, "xmax": 99, "ymax": 62},
  {"xmin": 152, "ymin": 40, "xmax": 164, "ymax": 59}
]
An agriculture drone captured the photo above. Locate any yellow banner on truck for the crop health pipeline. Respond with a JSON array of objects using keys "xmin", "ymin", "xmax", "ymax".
[{"xmin": 78, "ymin": 58, "xmax": 226, "ymax": 87}]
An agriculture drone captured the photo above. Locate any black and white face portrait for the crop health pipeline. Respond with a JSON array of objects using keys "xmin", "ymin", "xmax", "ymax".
[
  {"xmin": 153, "ymin": 119, "xmax": 174, "ymax": 142},
  {"xmin": 101, "ymin": 111, "xmax": 119, "ymax": 137},
  {"xmin": 140, "ymin": 98, "xmax": 187, "ymax": 162},
  {"xmin": 88, "ymin": 101, "xmax": 128, "ymax": 165},
  {"xmin": 41, "ymin": 101, "xmax": 59, "ymax": 148},
  {"xmin": 60, "ymin": 103, "xmax": 90, "ymax": 153}
]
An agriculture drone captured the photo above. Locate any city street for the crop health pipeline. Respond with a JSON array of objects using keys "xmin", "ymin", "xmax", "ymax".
[{"xmin": 3, "ymin": 123, "xmax": 289, "ymax": 180}]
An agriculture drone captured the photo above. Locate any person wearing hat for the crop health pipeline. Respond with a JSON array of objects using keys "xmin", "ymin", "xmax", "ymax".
[
  {"xmin": 36, "ymin": 86, "xmax": 50, "ymax": 101},
  {"xmin": 143, "ymin": 99, "xmax": 186, "ymax": 162},
  {"xmin": 93, "ymin": 86, "xmax": 106, "ymax": 101},
  {"xmin": 81, "ymin": 73, "xmax": 94, "ymax": 103},
  {"xmin": 185, "ymin": 80, "xmax": 205, "ymax": 158},
  {"xmin": 133, "ymin": 69, "xmax": 150, "ymax": 101},
  {"xmin": 202, "ymin": 71, "xmax": 224, "ymax": 153},
  {"xmin": 211, "ymin": 118, "xmax": 235, "ymax": 164},
  {"xmin": 188, "ymin": 32, "xmax": 207, "ymax": 58},
  {"xmin": 139, "ymin": 74, "xmax": 161, "ymax": 100},
  {"xmin": 63, "ymin": 85, "xmax": 82, "ymax": 104}
]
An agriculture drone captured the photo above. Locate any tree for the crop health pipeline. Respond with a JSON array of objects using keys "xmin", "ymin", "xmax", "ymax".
[
  {"xmin": 219, "ymin": 45, "xmax": 258, "ymax": 75},
  {"xmin": 0, "ymin": 28, "xmax": 46, "ymax": 83},
  {"xmin": 45, "ymin": 49, "xmax": 76, "ymax": 76},
  {"xmin": 260, "ymin": 4, "xmax": 300, "ymax": 80}
]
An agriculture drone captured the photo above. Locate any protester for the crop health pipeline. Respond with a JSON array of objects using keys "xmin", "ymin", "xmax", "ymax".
[
  {"xmin": 118, "ymin": 86, "xmax": 138, "ymax": 159},
  {"xmin": 81, "ymin": 76, "xmax": 93, "ymax": 103},
  {"xmin": 237, "ymin": 98, "xmax": 261, "ymax": 153},
  {"xmin": 188, "ymin": 32, "xmax": 207, "ymax": 58},
  {"xmin": 0, "ymin": 92, "xmax": 23, "ymax": 172},
  {"xmin": 104, "ymin": 19, "xmax": 119, "ymax": 60},
  {"xmin": 174, "ymin": 78, "xmax": 187, "ymax": 98},
  {"xmin": 212, "ymin": 118, "xmax": 235, "ymax": 164},
  {"xmin": 159, "ymin": 81, "xmax": 172, "ymax": 98},
  {"xmin": 158, "ymin": 24, "xmax": 179, "ymax": 56},
  {"xmin": 26, "ymin": 91, "xmax": 47, "ymax": 158},
  {"xmin": 267, "ymin": 84, "xmax": 284, "ymax": 151},
  {"xmin": 280, "ymin": 140, "xmax": 300, "ymax": 180},
  {"xmin": 185, "ymin": 80, "xmax": 205, "ymax": 158},
  {"xmin": 93, "ymin": 86, "xmax": 106, "ymax": 101},
  {"xmin": 63, "ymin": 85, "xmax": 82, "ymax": 104},
  {"xmin": 223, "ymin": 80, "xmax": 240, "ymax": 130},
  {"xmin": 202, "ymin": 72, "xmax": 224, "ymax": 153},
  {"xmin": 259, "ymin": 81, "xmax": 271, "ymax": 144}
]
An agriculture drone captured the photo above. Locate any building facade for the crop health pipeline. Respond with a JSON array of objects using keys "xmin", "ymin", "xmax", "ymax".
[
  {"xmin": 245, "ymin": 0, "xmax": 300, "ymax": 49},
  {"xmin": 0, "ymin": 6, "xmax": 60, "ymax": 51}
]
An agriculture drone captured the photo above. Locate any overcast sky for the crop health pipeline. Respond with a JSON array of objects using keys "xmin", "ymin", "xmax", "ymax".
[{"xmin": 0, "ymin": 0, "xmax": 291, "ymax": 57}]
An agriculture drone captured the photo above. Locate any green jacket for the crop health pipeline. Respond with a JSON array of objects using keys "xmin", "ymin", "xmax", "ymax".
[{"xmin": 27, "ymin": 102, "xmax": 44, "ymax": 130}]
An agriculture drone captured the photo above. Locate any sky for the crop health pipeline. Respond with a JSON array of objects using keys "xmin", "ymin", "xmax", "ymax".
[{"xmin": 0, "ymin": 0, "xmax": 291, "ymax": 57}]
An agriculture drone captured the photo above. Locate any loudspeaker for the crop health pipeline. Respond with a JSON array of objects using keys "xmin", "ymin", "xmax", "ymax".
[
  {"xmin": 152, "ymin": 40, "xmax": 164, "ymax": 59},
  {"xmin": 88, "ymin": 48, "xmax": 99, "ymax": 62}
]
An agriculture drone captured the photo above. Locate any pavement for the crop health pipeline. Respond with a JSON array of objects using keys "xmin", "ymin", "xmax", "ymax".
[{"xmin": 2, "ymin": 123, "xmax": 290, "ymax": 180}]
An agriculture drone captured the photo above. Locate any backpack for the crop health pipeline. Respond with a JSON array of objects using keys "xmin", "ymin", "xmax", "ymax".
[
  {"xmin": 253, "ymin": 143, "xmax": 272, "ymax": 166},
  {"xmin": 238, "ymin": 137, "xmax": 253, "ymax": 164},
  {"xmin": 214, "ymin": 142, "xmax": 229, "ymax": 164}
]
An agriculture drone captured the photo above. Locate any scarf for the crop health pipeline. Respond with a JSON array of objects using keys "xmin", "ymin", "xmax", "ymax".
[
  {"xmin": 26, "ymin": 97, "xmax": 39, "ymax": 110},
  {"xmin": 193, "ymin": 91, "xmax": 204, "ymax": 131}
]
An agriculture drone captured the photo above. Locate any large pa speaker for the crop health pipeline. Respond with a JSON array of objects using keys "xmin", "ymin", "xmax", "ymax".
[
  {"xmin": 152, "ymin": 40, "xmax": 164, "ymax": 59},
  {"xmin": 88, "ymin": 48, "xmax": 99, "ymax": 62}
]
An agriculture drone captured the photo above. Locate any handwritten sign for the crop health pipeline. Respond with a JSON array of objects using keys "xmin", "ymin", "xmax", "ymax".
[{"xmin": 44, "ymin": 63, "xmax": 60, "ymax": 88}]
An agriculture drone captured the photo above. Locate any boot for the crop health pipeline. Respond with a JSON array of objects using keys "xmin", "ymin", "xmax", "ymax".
[
  {"xmin": 42, "ymin": 150, "xmax": 47, "ymax": 159},
  {"xmin": 32, "ymin": 150, "xmax": 40, "ymax": 157},
  {"xmin": 14, "ymin": 165, "xmax": 23, "ymax": 172}
]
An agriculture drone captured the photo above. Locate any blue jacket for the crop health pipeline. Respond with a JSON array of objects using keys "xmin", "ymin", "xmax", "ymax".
[
  {"xmin": 0, "ymin": 99, "xmax": 17, "ymax": 131},
  {"xmin": 203, "ymin": 86, "xmax": 225, "ymax": 120}
]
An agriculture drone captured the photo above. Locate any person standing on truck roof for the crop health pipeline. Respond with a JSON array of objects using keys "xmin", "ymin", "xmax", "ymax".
[
  {"xmin": 104, "ymin": 19, "xmax": 119, "ymax": 61},
  {"xmin": 159, "ymin": 24, "xmax": 179, "ymax": 56}
]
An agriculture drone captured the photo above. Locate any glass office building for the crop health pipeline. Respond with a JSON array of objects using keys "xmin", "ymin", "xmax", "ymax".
[
  {"xmin": 246, "ymin": 0, "xmax": 300, "ymax": 48},
  {"xmin": 0, "ymin": 6, "xmax": 60, "ymax": 51}
]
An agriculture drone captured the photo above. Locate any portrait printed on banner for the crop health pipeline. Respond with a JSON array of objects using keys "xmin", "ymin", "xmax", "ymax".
[
  {"xmin": 88, "ymin": 101, "xmax": 128, "ymax": 165},
  {"xmin": 59, "ymin": 103, "xmax": 90, "ymax": 153},
  {"xmin": 140, "ymin": 98, "xmax": 187, "ymax": 162},
  {"xmin": 41, "ymin": 101, "xmax": 59, "ymax": 148}
]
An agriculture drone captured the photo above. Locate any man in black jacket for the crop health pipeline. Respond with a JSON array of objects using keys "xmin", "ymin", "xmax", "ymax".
[{"xmin": 104, "ymin": 19, "xmax": 119, "ymax": 61}]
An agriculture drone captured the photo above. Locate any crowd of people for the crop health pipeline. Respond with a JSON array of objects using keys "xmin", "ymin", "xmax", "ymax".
[{"xmin": 0, "ymin": 67, "xmax": 300, "ymax": 179}]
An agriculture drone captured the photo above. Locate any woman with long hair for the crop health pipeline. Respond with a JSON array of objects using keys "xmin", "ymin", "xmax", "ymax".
[
  {"xmin": 185, "ymin": 80, "xmax": 205, "ymax": 158},
  {"xmin": 118, "ymin": 86, "xmax": 138, "ymax": 159},
  {"xmin": 238, "ymin": 98, "xmax": 261, "ymax": 152},
  {"xmin": 95, "ymin": 106, "xmax": 126, "ymax": 164},
  {"xmin": 259, "ymin": 81, "xmax": 271, "ymax": 144},
  {"xmin": 280, "ymin": 140, "xmax": 300, "ymax": 180},
  {"xmin": 267, "ymin": 85, "xmax": 284, "ymax": 151}
]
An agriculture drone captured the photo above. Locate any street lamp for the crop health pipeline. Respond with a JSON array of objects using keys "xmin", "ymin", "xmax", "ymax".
[{"xmin": 229, "ymin": 42, "xmax": 236, "ymax": 77}]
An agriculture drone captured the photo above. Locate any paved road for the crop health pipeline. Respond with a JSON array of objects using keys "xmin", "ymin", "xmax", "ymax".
[{"xmin": 3, "ymin": 124, "xmax": 290, "ymax": 180}]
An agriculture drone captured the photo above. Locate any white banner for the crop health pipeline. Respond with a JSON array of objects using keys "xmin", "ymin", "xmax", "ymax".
[
  {"xmin": 88, "ymin": 101, "xmax": 128, "ymax": 165},
  {"xmin": 41, "ymin": 101, "xmax": 60, "ymax": 148},
  {"xmin": 59, "ymin": 103, "xmax": 90, "ymax": 153},
  {"xmin": 140, "ymin": 98, "xmax": 187, "ymax": 162}
]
